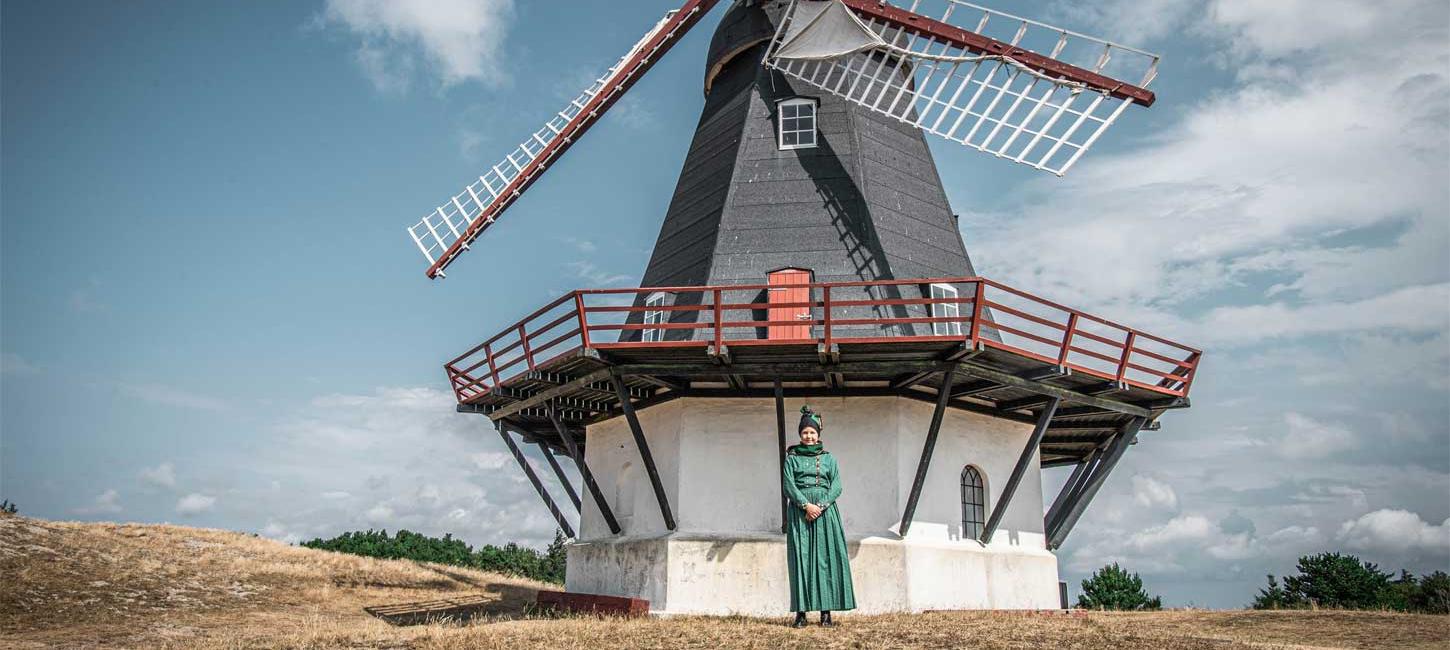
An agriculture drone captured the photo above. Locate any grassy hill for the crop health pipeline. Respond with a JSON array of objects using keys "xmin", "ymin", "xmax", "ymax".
[{"xmin": 2, "ymin": 512, "xmax": 1446, "ymax": 649}]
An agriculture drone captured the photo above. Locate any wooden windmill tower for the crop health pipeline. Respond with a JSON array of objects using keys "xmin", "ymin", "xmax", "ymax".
[{"xmin": 407, "ymin": 0, "xmax": 1200, "ymax": 614}]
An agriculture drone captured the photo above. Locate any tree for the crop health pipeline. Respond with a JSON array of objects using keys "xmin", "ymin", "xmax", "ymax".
[
  {"xmin": 1411, "ymin": 571, "xmax": 1450, "ymax": 615},
  {"xmin": 1252, "ymin": 574, "xmax": 1305, "ymax": 610},
  {"xmin": 1282, "ymin": 552, "xmax": 1392, "ymax": 610},
  {"xmin": 1077, "ymin": 563, "xmax": 1163, "ymax": 611},
  {"xmin": 300, "ymin": 527, "xmax": 571, "ymax": 585},
  {"xmin": 0, "ymin": 500, "xmax": 16, "ymax": 514}
]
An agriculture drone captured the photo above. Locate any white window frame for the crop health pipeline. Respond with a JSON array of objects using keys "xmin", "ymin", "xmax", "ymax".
[
  {"xmin": 642, "ymin": 292, "xmax": 667, "ymax": 343},
  {"xmin": 930, "ymin": 283, "xmax": 962, "ymax": 336},
  {"xmin": 777, "ymin": 97, "xmax": 818, "ymax": 150}
]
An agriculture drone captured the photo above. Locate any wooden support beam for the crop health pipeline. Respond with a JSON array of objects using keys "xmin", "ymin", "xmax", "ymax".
[
  {"xmin": 486, "ymin": 368, "xmax": 614, "ymax": 420},
  {"xmin": 950, "ymin": 379, "xmax": 1000, "ymax": 398},
  {"xmin": 536, "ymin": 441, "xmax": 582, "ymax": 512},
  {"xmin": 581, "ymin": 389, "xmax": 687, "ymax": 426},
  {"xmin": 632, "ymin": 374, "xmax": 686, "ymax": 392},
  {"xmin": 616, "ymin": 359, "xmax": 954, "ymax": 378},
  {"xmin": 899, "ymin": 367, "xmax": 956, "ymax": 536},
  {"xmin": 1018, "ymin": 365, "xmax": 1070, "ymax": 382},
  {"xmin": 495, "ymin": 422, "xmax": 574, "ymax": 538},
  {"xmin": 995, "ymin": 393, "xmax": 1059, "ymax": 413},
  {"xmin": 1047, "ymin": 417, "xmax": 1146, "ymax": 549},
  {"xmin": 775, "ymin": 377, "xmax": 788, "ymax": 534},
  {"xmin": 890, "ymin": 369, "xmax": 936, "ymax": 390},
  {"xmin": 548, "ymin": 408, "xmax": 620, "ymax": 535},
  {"xmin": 979, "ymin": 397, "xmax": 1059, "ymax": 543},
  {"xmin": 957, "ymin": 362, "xmax": 1151, "ymax": 418},
  {"xmin": 610, "ymin": 371, "xmax": 676, "ymax": 531},
  {"xmin": 1044, "ymin": 452, "xmax": 1094, "ymax": 530}
]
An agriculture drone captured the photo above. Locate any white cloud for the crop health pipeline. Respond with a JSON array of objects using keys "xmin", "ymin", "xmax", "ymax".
[
  {"xmin": 365, "ymin": 503, "xmax": 395, "ymax": 523},
  {"xmin": 0, "ymin": 352, "xmax": 38, "ymax": 375},
  {"xmin": 1278, "ymin": 412, "xmax": 1357, "ymax": 460},
  {"xmin": 139, "ymin": 462, "xmax": 177, "ymax": 489},
  {"xmin": 471, "ymin": 451, "xmax": 510, "ymax": 470},
  {"xmin": 321, "ymin": 0, "xmax": 514, "ymax": 92},
  {"xmin": 261, "ymin": 520, "xmax": 303, "ymax": 545},
  {"xmin": 67, "ymin": 287, "xmax": 107, "ymax": 314},
  {"xmin": 176, "ymin": 493, "xmax": 217, "ymax": 516},
  {"xmin": 565, "ymin": 260, "xmax": 634, "ymax": 287},
  {"xmin": 1196, "ymin": 284, "xmax": 1450, "ymax": 346},
  {"xmin": 1132, "ymin": 475, "xmax": 1179, "ymax": 510},
  {"xmin": 1337, "ymin": 509, "xmax": 1450, "ymax": 556},
  {"xmin": 118, "ymin": 383, "xmax": 231, "ymax": 412},
  {"xmin": 960, "ymin": 0, "xmax": 1448, "ymax": 348},
  {"xmin": 1054, "ymin": 0, "xmax": 1199, "ymax": 44},
  {"xmin": 250, "ymin": 386, "xmax": 563, "ymax": 548},
  {"xmin": 74, "ymin": 489, "xmax": 123, "ymax": 515}
]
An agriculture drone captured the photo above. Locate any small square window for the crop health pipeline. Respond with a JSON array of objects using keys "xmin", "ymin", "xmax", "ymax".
[{"xmin": 777, "ymin": 98, "xmax": 818, "ymax": 151}]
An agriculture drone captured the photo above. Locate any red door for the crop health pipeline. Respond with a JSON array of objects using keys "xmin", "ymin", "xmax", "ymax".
[{"xmin": 767, "ymin": 269, "xmax": 812, "ymax": 340}]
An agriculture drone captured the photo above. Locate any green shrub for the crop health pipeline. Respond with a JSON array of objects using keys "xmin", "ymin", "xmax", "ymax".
[
  {"xmin": 301, "ymin": 528, "xmax": 568, "ymax": 585},
  {"xmin": 1251, "ymin": 553, "xmax": 1449, "ymax": 613},
  {"xmin": 1077, "ymin": 563, "xmax": 1162, "ymax": 611},
  {"xmin": 1411, "ymin": 571, "xmax": 1450, "ymax": 614}
]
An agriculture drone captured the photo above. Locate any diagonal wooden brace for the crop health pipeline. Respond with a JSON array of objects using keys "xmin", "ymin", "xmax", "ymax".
[
  {"xmin": 495, "ymin": 421, "xmax": 574, "ymax": 538},
  {"xmin": 979, "ymin": 396, "xmax": 1060, "ymax": 543},
  {"xmin": 549, "ymin": 407, "xmax": 621, "ymax": 535},
  {"xmin": 610, "ymin": 370, "xmax": 676, "ymax": 531},
  {"xmin": 899, "ymin": 366, "xmax": 957, "ymax": 536}
]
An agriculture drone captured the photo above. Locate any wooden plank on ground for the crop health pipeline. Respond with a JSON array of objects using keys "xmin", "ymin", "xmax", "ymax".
[
  {"xmin": 364, "ymin": 594, "xmax": 501, "ymax": 626},
  {"xmin": 535, "ymin": 590, "xmax": 649, "ymax": 617}
]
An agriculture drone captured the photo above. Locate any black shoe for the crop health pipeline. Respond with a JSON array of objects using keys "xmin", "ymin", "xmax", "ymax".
[
  {"xmin": 792, "ymin": 612, "xmax": 808, "ymax": 628},
  {"xmin": 820, "ymin": 611, "xmax": 834, "ymax": 627}
]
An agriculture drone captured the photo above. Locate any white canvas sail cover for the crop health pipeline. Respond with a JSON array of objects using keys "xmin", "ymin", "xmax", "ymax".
[{"xmin": 774, "ymin": 0, "xmax": 883, "ymax": 60}]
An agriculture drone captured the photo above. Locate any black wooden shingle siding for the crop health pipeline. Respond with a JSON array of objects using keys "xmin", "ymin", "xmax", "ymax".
[{"xmin": 624, "ymin": 1, "xmax": 984, "ymax": 343}]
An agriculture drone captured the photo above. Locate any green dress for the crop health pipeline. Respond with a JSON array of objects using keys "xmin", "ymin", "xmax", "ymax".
[{"xmin": 782, "ymin": 444, "xmax": 856, "ymax": 612}]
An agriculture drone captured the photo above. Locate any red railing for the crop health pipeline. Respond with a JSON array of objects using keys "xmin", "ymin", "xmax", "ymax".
[{"xmin": 445, "ymin": 277, "xmax": 1201, "ymax": 405}]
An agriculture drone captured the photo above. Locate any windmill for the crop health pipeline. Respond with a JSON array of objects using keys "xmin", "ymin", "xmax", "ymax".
[{"xmin": 409, "ymin": 0, "xmax": 1199, "ymax": 614}]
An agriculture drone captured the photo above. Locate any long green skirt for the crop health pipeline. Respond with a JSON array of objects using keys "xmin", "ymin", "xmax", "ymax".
[{"xmin": 785, "ymin": 484, "xmax": 856, "ymax": 612}]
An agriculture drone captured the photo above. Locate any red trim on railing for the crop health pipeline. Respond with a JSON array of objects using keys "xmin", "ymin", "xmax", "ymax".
[{"xmin": 442, "ymin": 277, "xmax": 1202, "ymax": 405}]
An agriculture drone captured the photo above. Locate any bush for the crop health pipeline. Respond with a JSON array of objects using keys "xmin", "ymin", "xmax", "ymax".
[
  {"xmin": 1411, "ymin": 571, "xmax": 1450, "ymax": 614},
  {"xmin": 302, "ymin": 528, "xmax": 568, "ymax": 585},
  {"xmin": 0, "ymin": 500, "xmax": 17, "ymax": 515},
  {"xmin": 1077, "ymin": 563, "xmax": 1162, "ymax": 611},
  {"xmin": 1251, "ymin": 553, "xmax": 1449, "ymax": 613}
]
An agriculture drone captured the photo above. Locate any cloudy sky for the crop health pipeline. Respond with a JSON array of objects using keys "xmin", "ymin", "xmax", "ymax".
[{"xmin": 2, "ymin": 0, "xmax": 1446, "ymax": 608}]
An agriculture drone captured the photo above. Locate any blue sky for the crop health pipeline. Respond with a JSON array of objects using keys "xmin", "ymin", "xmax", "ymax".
[{"xmin": 3, "ymin": 0, "xmax": 1447, "ymax": 608}]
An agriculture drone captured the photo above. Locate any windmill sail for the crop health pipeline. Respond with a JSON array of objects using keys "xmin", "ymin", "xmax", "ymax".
[
  {"xmin": 765, "ymin": 0, "xmax": 1160, "ymax": 176},
  {"xmin": 407, "ymin": 0, "xmax": 722, "ymax": 279}
]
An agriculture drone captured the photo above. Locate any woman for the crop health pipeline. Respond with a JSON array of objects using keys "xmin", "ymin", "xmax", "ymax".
[{"xmin": 783, "ymin": 405, "xmax": 856, "ymax": 627}]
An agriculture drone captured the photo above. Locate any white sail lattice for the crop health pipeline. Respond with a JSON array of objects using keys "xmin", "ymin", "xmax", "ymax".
[
  {"xmin": 764, "ymin": 0, "xmax": 1160, "ymax": 176},
  {"xmin": 406, "ymin": 11, "xmax": 681, "ymax": 274}
]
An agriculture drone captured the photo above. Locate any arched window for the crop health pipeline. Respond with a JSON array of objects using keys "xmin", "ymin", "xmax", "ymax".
[{"xmin": 961, "ymin": 465, "xmax": 986, "ymax": 540}]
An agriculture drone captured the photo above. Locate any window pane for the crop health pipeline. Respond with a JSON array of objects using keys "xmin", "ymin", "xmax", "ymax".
[
  {"xmin": 782, "ymin": 104, "xmax": 798, "ymax": 118},
  {"xmin": 800, "ymin": 132, "xmax": 815, "ymax": 146},
  {"xmin": 782, "ymin": 117, "xmax": 798, "ymax": 131},
  {"xmin": 783, "ymin": 132, "xmax": 798, "ymax": 145}
]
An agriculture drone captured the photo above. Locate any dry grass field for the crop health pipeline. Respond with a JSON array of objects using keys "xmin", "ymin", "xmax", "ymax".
[{"xmin": 2, "ymin": 511, "xmax": 1446, "ymax": 649}]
